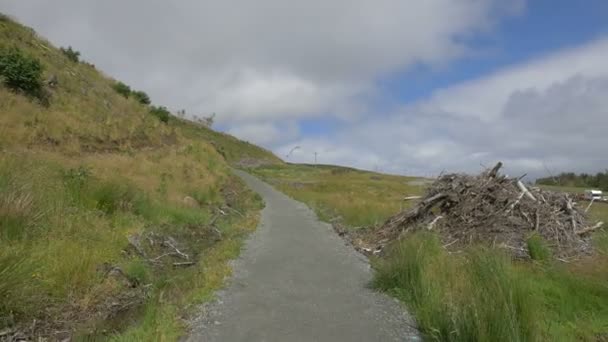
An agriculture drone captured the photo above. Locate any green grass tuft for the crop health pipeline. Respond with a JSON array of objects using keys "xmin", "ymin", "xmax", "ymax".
[{"xmin": 527, "ymin": 234, "xmax": 552, "ymax": 262}]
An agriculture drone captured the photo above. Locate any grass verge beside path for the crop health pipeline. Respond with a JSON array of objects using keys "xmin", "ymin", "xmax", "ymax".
[
  {"xmin": 1, "ymin": 148, "xmax": 262, "ymax": 340},
  {"xmin": 253, "ymin": 163, "xmax": 608, "ymax": 341}
]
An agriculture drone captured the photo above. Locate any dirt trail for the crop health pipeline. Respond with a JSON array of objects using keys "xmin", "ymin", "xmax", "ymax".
[{"xmin": 186, "ymin": 170, "xmax": 419, "ymax": 341}]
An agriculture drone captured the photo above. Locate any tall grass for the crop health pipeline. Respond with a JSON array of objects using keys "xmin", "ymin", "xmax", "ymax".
[
  {"xmin": 374, "ymin": 232, "xmax": 608, "ymax": 341},
  {"xmin": 373, "ymin": 233, "xmax": 539, "ymax": 341}
]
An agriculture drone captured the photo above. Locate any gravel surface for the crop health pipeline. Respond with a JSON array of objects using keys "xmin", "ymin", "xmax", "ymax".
[{"xmin": 186, "ymin": 170, "xmax": 420, "ymax": 342}]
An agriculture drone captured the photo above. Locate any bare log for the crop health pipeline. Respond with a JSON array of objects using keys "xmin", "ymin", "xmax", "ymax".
[{"xmin": 403, "ymin": 196, "xmax": 423, "ymax": 201}]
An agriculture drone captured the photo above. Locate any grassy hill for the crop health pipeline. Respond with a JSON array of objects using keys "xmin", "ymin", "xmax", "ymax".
[{"xmin": 0, "ymin": 14, "xmax": 280, "ymax": 340}]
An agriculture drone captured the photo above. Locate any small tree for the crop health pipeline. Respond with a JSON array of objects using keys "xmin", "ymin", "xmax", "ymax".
[
  {"xmin": 149, "ymin": 106, "xmax": 170, "ymax": 123},
  {"xmin": 195, "ymin": 113, "xmax": 215, "ymax": 127},
  {"xmin": 203, "ymin": 113, "xmax": 216, "ymax": 127},
  {"xmin": 60, "ymin": 46, "xmax": 80, "ymax": 63},
  {"xmin": 132, "ymin": 90, "xmax": 151, "ymax": 105},
  {"xmin": 0, "ymin": 47, "xmax": 44, "ymax": 98},
  {"xmin": 112, "ymin": 81, "xmax": 131, "ymax": 98}
]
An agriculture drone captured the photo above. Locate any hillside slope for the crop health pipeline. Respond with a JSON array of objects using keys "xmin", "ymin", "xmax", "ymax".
[{"xmin": 0, "ymin": 14, "xmax": 278, "ymax": 340}]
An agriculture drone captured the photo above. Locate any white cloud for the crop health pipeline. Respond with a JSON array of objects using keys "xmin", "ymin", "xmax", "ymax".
[
  {"xmin": 0, "ymin": 0, "xmax": 522, "ymax": 123},
  {"xmin": 424, "ymin": 38, "xmax": 608, "ymax": 121},
  {"xmin": 279, "ymin": 38, "xmax": 608, "ymax": 177}
]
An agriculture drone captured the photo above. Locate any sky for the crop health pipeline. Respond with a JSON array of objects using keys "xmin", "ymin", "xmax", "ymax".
[{"xmin": 1, "ymin": 1, "xmax": 607, "ymax": 177}]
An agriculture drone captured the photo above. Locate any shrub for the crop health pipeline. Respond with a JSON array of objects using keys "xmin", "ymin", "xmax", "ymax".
[
  {"xmin": 60, "ymin": 46, "xmax": 80, "ymax": 63},
  {"xmin": 132, "ymin": 90, "xmax": 151, "ymax": 105},
  {"xmin": 112, "ymin": 81, "xmax": 131, "ymax": 98},
  {"xmin": 0, "ymin": 47, "xmax": 44, "ymax": 98},
  {"xmin": 149, "ymin": 106, "xmax": 170, "ymax": 123}
]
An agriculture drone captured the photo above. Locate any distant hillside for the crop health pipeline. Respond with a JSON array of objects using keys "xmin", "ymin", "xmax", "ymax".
[{"xmin": 0, "ymin": 14, "xmax": 276, "ymax": 340}]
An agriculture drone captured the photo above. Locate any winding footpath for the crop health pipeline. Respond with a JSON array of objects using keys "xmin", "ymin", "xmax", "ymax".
[{"xmin": 187, "ymin": 170, "xmax": 419, "ymax": 341}]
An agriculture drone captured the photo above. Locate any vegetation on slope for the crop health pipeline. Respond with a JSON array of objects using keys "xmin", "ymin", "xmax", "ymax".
[
  {"xmin": 0, "ymin": 14, "xmax": 276, "ymax": 339},
  {"xmin": 254, "ymin": 163, "xmax": 608, "ymax": 341}
]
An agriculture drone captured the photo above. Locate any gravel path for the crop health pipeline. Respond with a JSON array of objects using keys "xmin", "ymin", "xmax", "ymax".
[{"xmin": 186, "ymin": 170, "xmax": 419, "ymax": 342}]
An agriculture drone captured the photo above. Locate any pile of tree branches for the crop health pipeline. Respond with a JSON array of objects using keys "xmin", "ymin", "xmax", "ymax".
[{"xmin": 379, "ymin": 162, "xmax": 603, "ymax": 259}]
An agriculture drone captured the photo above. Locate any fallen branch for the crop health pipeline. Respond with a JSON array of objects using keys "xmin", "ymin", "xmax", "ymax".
[
  {"xmin": 173, "ymin": 262, "xmax": 195, "ymax": 267},
  {"xmin": 585, "ymin": 198, "xmax": 595, "ymax": 213},
  {"xmin": 224, "ymin": 205, "xmax": 244, "ymax": 217},
  {"xmin": 443, "ymin": 239, "xmax": 459, "ymax": 248},
  {"xmin": 575, "ymin": 222, "xmax": 604, "ymax": 235},
  {"xmin": 163, "ymin": 238, "xmax": 189, "ymax": 260},
  {"xmin": 517, "ymin": 180, "xmax": 537, "ymax": 202},
  {"xmin": 427, "ymin": 215, "xmax": 443, "ymax": 230},
  {"xmin": 403, "ymin": 196, "xmax": 423, "ymax": 201},
  {"xmin": 506, "ymin": 191, "xmax": 525, "ymax": 214}
]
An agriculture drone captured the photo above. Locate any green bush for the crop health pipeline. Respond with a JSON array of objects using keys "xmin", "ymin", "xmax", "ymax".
[
  {"xmin": 112, "ymin": 81, "xmax": 131, "ymax": 98},
  {"xmin": 60, "ymin": 46, "xmax": 80, "ymax": 63},
  {"xmin": 149, "ymin": 106, "xmax": 170, "ymax": 123},
  {"xmin": 0, "ymin": 47, "xmax": 44, "ymax": 98},
  {"xmin": 132, "ymin": 90, "xmax": 151, "ymax": 105}
]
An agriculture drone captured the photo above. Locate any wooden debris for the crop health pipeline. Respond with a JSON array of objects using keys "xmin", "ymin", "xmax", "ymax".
[
  {"xmin": 378, "ymin": 161, "xmax": 597, "ymax": 259},
  {"xmin": 403, "ymin": 196, "xmax": 423, "ymax": 201},
  {"xmin": 173, "ymin": 262, "xmax": 195, "ymax": 267},
  {"xmin": 575, "ymin": 222, "xmax": 604, "ymax": 236}
]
